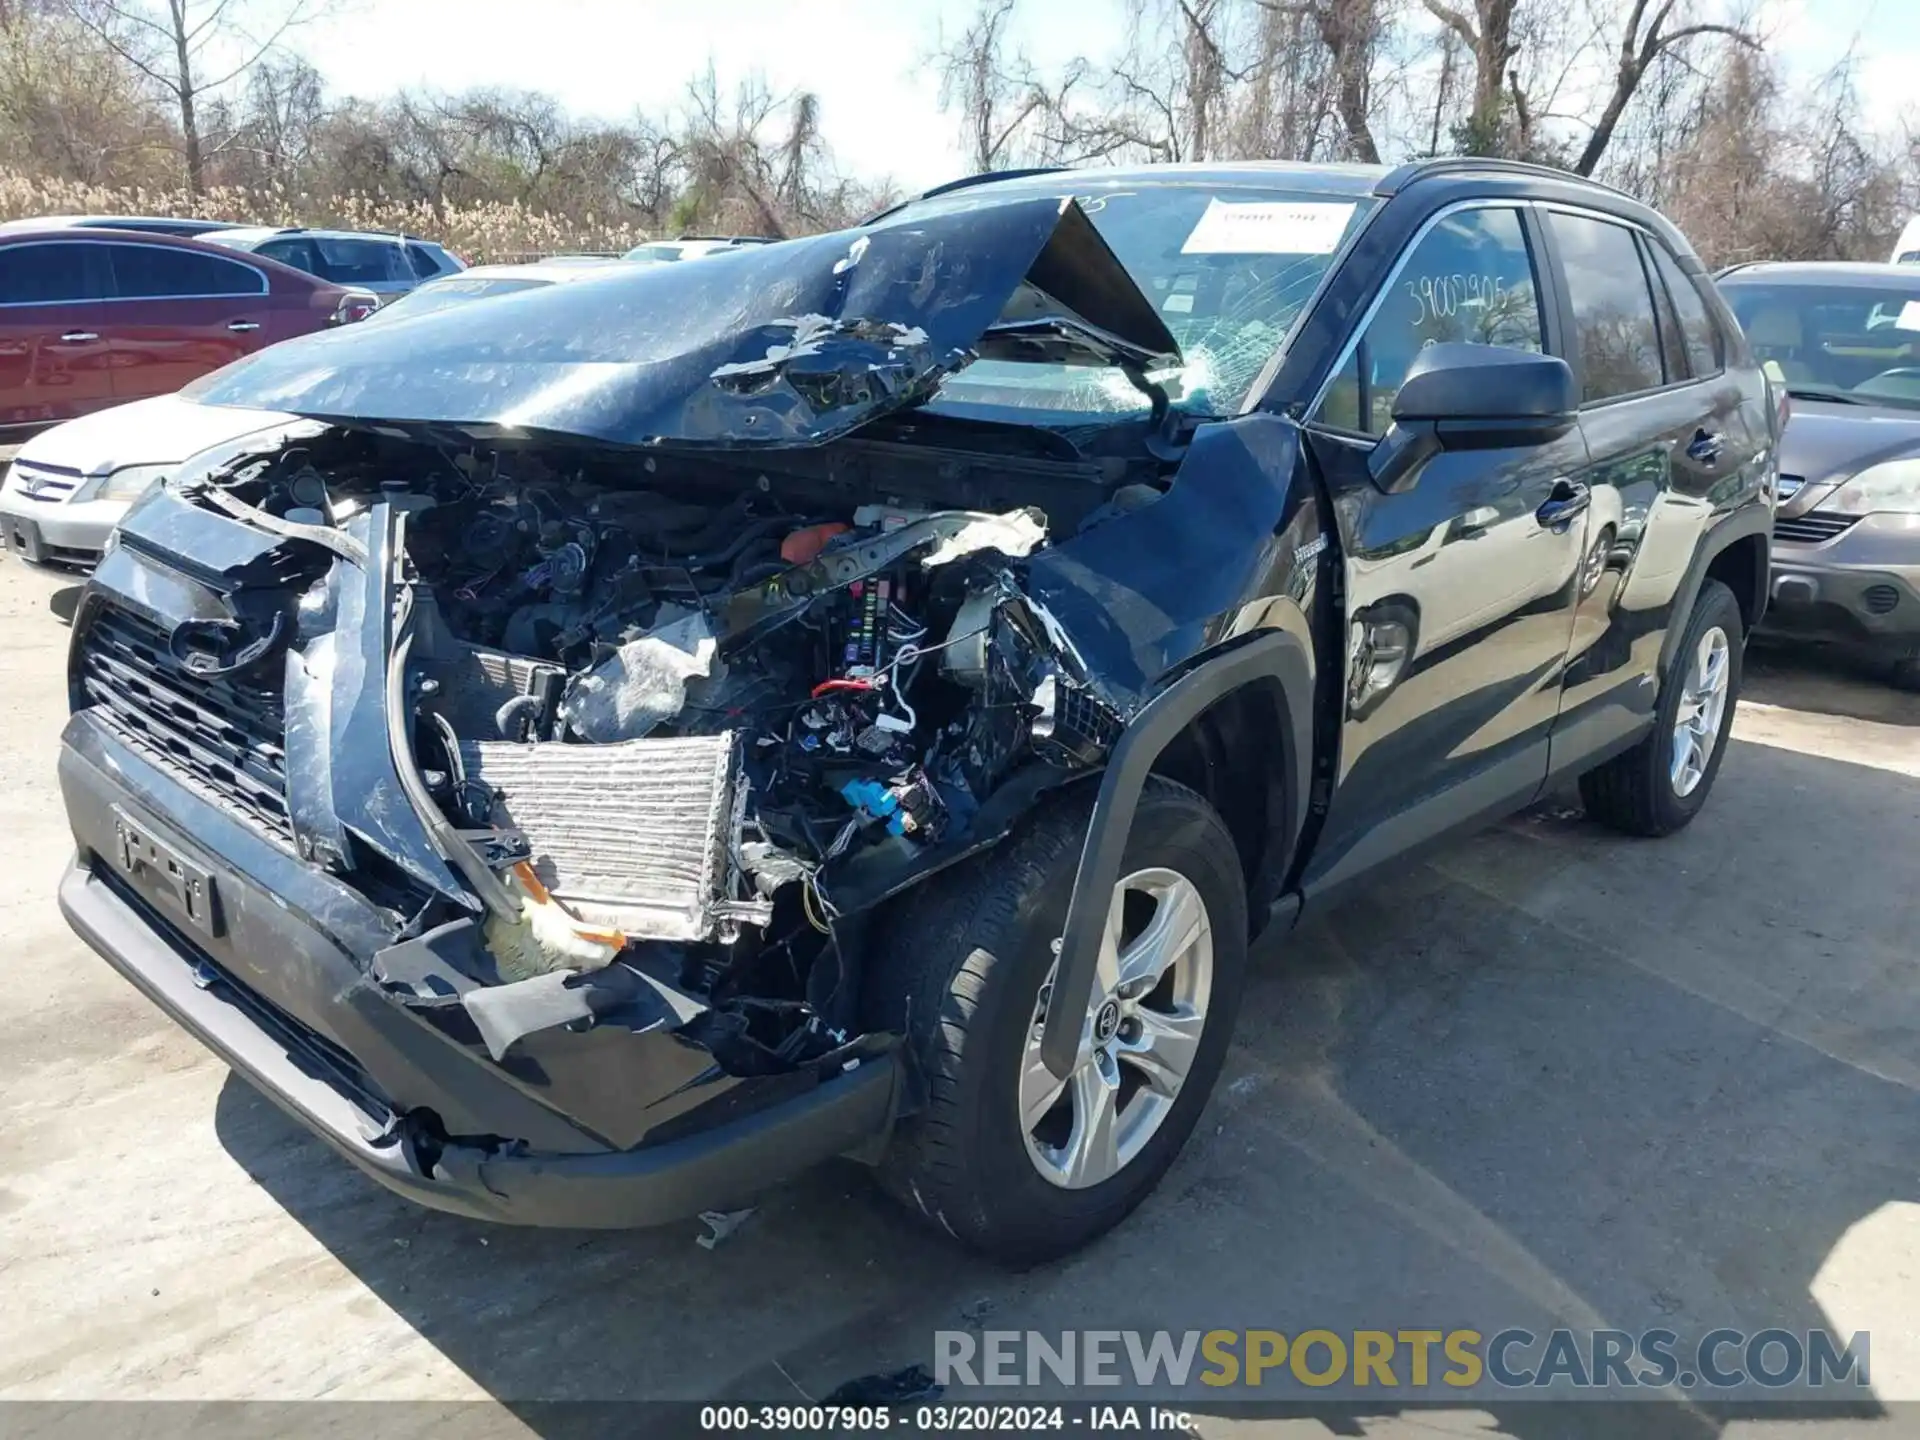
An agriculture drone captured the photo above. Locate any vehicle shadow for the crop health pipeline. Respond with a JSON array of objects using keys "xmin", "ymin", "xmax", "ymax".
[
  {"xmin": 1746, "ymin": 639, "xmax": 1919, "ymax": 726},
  {"xmin": 214, "ymin": 735, "xmax": 1920, "ymax": 1434},
  {"xmin": 47, "ymin": 583, "xmax": 82, "ymax": 626}
]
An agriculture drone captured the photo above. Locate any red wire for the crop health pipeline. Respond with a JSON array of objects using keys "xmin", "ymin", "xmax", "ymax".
[{"xmin": 811, "ymin": 678, "xmax": 874, "ymax": 697}]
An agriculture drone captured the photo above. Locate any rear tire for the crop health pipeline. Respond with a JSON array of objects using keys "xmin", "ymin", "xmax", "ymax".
[
  {"xmin": 1580, "ymin": 577, "xmax": 1744, "ymax": 837},
  {"xmin": 863, "ymin": 778, "xmax": 1247, "ymax": 1264}
]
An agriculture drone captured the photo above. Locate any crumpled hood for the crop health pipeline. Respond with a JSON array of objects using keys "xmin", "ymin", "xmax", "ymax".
[{"xmin": 182, "ymin": 197, "xmax": 1180, "ymax": 450}]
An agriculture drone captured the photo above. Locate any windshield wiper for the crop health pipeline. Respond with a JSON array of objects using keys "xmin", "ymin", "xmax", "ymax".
[{"xmin": 1785, "ymin": 385, "xmax": 1872, "ymax": 405}]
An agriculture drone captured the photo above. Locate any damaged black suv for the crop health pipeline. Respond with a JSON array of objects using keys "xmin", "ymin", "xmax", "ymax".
[{"xmin": 58, "ymin": 159, "xmax": 1774, "ymax": 1262}]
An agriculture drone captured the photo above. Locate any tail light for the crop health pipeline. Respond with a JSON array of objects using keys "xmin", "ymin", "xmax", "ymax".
[{"xmin": 329, "ymin": 292, "xmax": 379, "ymax": 326}]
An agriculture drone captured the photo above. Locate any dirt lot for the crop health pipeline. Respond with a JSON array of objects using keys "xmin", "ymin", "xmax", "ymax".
[{"xmin": 1, "ymin": 551, "xmax": 1917, "ymax": 1435}]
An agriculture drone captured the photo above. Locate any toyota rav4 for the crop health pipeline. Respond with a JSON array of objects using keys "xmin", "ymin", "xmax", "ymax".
[{"xmin": 56, "ymin": 159, "xmax": 1774, "ymax": 1262}]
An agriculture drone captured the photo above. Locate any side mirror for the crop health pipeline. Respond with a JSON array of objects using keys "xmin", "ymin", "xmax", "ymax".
[{"xmin": 1368, "ymin": 343, "xmax": 1578, "ymax": 493}]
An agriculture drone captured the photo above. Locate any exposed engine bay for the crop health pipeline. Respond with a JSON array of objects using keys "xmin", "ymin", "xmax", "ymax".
[{"xmin": 178, "ymin": 428, "xmax": 1144, "ymax": 1072}]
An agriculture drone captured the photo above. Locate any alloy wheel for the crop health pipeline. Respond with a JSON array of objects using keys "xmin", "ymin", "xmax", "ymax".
[
  {"xmin": 1018, "ymin": 867, "xmax": 1213, "ymax": 1189},
  {"xmin": 1670, "ymin": 626, "xmax": 1730, "ymax": 797}
]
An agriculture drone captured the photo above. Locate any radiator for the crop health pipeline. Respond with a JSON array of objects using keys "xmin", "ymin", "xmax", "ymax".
[{"xmin": 459, "ymin": 733, "xmax": 740, "ymax": 941}]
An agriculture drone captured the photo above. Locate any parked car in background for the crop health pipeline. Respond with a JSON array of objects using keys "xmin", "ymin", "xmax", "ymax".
[
  {"xmin": 1889, "ymin": 216, "xmax": 1920, "ymax": 265},
  {"xmin": 0, "ymin": 261, "xmax": 613, "ymax": 570},
  {"xmin": 0, "ymin": 396, "xmax": 305, "ymax": 569},
  {"xmin": 352, "ymin": 259, "xmax": 624, "ymax": 321},
  {"xmin": 0, "ymin": 227, "xmax": 376, "ymax": 439},
  {"xmin": 621, "ymin": 235, "xmax": 773, "ymax": 263},
  {"xmin": 1717, "ymin": 261, "xmax": 1920, "ymax": 687},
  {"xmin": 205, "ymin": 227, "xmax": 464, "ymax": 303},
  {"xmin": 0, "ymin": 215, "xmax": 239, "ymax": 239}
]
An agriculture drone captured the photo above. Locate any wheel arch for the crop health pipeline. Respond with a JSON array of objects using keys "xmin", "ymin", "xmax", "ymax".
[
  {"xmin": 1659, "ymin": 505, "xmax": 1771, "ymax": 681},
  {"xmin": 1038, "ymin": 627, "xmax": 1315, "ymax": 1079}
]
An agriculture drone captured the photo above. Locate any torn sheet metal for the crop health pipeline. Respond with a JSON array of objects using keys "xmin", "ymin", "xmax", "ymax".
[
  {"xmin": 558, "ymin": 611, "xmax": 716, "ymax": 742},
  {"xmin": 461, "ymin": 732, "xmax": 739, "ymax": 940},
  {"xmin": 180, "ymin": 197, "xmax": 1176, "ymax": 450}
]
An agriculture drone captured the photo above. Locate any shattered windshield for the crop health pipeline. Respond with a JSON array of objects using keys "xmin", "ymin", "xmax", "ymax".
[{"xmin": 889, "ymin": 182, "xmax": 1375, "ymax": 420}]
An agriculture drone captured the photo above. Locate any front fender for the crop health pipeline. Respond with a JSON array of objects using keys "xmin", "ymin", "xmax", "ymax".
[{"xmin": 1038, "ymin": 628, "xmax": 1315, "ymax": 1079}]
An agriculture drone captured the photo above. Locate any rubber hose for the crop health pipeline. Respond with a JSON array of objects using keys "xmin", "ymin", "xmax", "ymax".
[
  {"xmin": 675, "ymin": 514, "xmax": 791, "ymax": 571},
  {"xmin": 495, "ymin": 694, "xmax": 544, "ymax": 739}
]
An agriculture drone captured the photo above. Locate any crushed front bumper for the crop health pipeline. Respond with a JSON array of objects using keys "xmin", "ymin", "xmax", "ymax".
[
  {"xmin": 57, "ymin": 718, "xmax": 903, "ymax": 1228},
  {"xmin": 1760, "ymin": 514, "xmax": 1920, "ymax": 658}
]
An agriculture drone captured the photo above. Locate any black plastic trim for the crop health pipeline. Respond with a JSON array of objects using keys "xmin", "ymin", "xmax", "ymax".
[
  {"xmin": 59, "ymin": 854, "xmax": 903, "ymax": 1227},
  {"xmin": 1039, "ymin": 630, "xmax": 1314, "ymax": 1078},
  {"xmin": 1660, "ymin": 503, "xmax": 1773, "ymax": 678}
]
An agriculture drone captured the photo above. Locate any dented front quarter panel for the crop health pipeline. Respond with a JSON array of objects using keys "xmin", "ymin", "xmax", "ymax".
[{"xmin": 1027, "ymin": 411, "xmax": 1321, "ymax": 709}]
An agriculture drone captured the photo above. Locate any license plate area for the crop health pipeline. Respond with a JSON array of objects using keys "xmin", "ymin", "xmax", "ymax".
[{"xmin": 113, "ymin": 806, "xmax": 222, "ymax": 938}]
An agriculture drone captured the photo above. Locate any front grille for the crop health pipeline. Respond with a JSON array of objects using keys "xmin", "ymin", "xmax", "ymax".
[
  {"xmin": 77, "ymin": 605, "xmax": 290, "ymax": 843},
  {"xmin": 1863, "ymin": 584, "xmax": 1901, "ymax": 616},
  {"xmin": 1774, "ymin": 510, "xmax": 1857, "ymax": 545},
  {"xmin": 7, "ymin": 461, "xmax": 80, "ymax": 503}
]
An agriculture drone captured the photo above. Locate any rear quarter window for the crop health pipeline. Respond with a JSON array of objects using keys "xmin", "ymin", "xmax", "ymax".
[{"xmin": 1648, "ymin": 242, "xmax": 1722, "ymax": 377}]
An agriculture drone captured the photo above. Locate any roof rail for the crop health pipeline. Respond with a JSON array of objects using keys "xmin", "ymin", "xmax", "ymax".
[
  {"xmin": 915, "ymin": 166, "xmax": 1068, "ymax": 201},
  {"xmin": 1376, "ymin": 156, "xmax": 1637, "ymax": 203},
  {"xmin": 861, "ymin": 166, "xmax": 1071, "ymax": 225}
]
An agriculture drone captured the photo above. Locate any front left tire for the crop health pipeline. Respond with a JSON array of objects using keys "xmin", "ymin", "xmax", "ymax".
[{"xmin": 863, "ymin": 777, "xmax": 1248, "ymax": 1264}]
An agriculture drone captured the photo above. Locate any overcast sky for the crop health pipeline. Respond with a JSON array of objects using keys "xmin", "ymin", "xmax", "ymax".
[{"xmin": 292, "ymin": 0, "xmax": 1919, "ymax": 194}]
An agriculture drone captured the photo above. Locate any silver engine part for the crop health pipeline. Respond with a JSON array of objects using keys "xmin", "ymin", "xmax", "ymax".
[{"xmin": 460, "ymin": 733, "xmax": 742, "ymax": 941}]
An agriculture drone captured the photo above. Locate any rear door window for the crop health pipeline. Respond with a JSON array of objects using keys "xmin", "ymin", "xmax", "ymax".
[
  {"xmin": 0, "ymin": 242, "xmax": 101, "ymax": 303},
  {"xmin": 1318, "ymin": 205, "xmax": 1545, "ymax": 435},
  {"xmin": 311, "ymin": 237, "xmax": 411, "ymax": 284},
  {"xmin": 256, "ymin": 237, "xmax": 320, "ymax": 274},
  {"xmin": 406, "ymin": 243, "xmax": 444, "ymax": 279},
  {"xmin": 106, "ymin": 244, "xmax": 264, "ymax": 299},
  {"xmin": 1548, "ymin": 212, "xmax": 1664, "ymax": 403}
]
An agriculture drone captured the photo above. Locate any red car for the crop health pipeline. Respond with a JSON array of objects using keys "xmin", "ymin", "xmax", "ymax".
[{"xmin": 0, "ymin": 228, "xmax": 376, "ymax": 436}]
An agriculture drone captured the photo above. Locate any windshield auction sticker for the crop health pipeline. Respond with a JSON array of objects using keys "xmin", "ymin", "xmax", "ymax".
[{"xmin": 1180, "ymin": 199, "xmax": 1356, "ymax": 255}]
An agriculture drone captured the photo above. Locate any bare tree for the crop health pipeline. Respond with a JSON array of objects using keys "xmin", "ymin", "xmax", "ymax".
[
  {"xmin": 935, "ymin": 0, "xmax": 1049, "ymax": 171},
  {"xmin": 53, "ymin": 0, "xmax": 326, "ymax": 192},
  {"xmin": 1419, "ymin": 0, "xmax": 1516, "ymax": 154},
  {"xmin": 1571, "ymin": 0, "xmax": 1756, "ymax": 176},
  {"xmin": 1265, "ymin": 0, "xmax": 1388, "ymax": 162},
  {"xmin": 1229, "ymin": 0, "xmax": 1336, "ymax": 160}
]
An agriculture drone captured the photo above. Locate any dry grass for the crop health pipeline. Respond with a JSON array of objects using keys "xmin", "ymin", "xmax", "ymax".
[{"xmin": 0, "ymin": 172, "xmax": 652, "ymax": 261}]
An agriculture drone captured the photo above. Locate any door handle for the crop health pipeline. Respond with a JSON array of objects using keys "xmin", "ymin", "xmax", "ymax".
[
  {"xmin": 1535, "ymin": 479, "xmax": 1590, "ymax": 529},
  {"xmin": 58, "ymin": 331, "xmax": 99, "ymax": 343},
  {"xmin": 1686, "ymin": 429, "xmax": 1725, "ymax": 465},
  {"xmin": 226, "ymin": 321, "xmax": 261, "ymax": 333}
]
